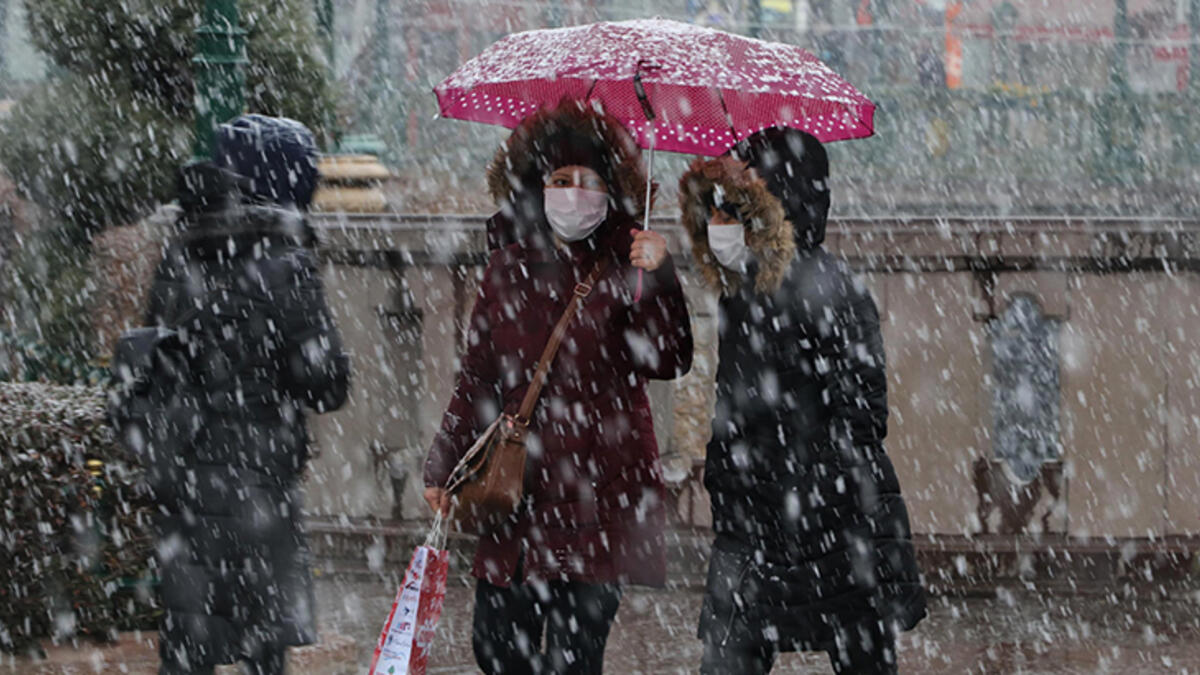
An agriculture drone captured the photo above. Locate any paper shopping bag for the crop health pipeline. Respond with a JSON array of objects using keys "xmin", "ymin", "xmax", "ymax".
[{"xmin": 368, "ymin": 518, "xmax": 450, "ymax": 675}]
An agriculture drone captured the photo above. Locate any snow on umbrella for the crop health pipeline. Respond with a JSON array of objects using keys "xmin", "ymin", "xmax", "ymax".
[
  {"xmin": 435, "ymin": 18, "xmax": 876, "ymax": 297},
  {"xmin": 434, "ymin": 18, "xmax": 877, "ymax": 156}
]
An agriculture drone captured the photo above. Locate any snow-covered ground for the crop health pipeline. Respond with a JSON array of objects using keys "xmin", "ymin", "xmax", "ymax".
[{"xmin": 316, "ymin": 577, "xmax": 1200, "ymax": 674}]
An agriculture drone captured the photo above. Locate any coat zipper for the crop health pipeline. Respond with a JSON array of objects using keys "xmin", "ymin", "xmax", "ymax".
[{"xmin": 721, "ymin": 556, "xmax": 755, "ymax": 647}]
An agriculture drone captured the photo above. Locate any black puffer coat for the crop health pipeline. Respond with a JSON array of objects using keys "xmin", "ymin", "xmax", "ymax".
[
  {"xmin": 143, "ymin": 202, "xmax": 349, "ymax": 668},
  {"xmin": 679, "ymin": 151, "xmax": 925, "ymax": 652}
]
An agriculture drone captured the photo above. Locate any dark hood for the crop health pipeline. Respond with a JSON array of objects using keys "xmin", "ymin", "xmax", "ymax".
[
  {"xmin": 731, "ymin": 127, "xmax": 830, "ymax": 251},
  {"xmin": 214, "ymin": 114, "xmax": 320, "ymax": 211}
]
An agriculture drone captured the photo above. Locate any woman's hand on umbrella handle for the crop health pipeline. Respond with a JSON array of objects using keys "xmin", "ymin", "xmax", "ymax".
[
  {"xmin": 630, "ymin": 229, "xmax": 667, "ymax": 272},
  {"xmin": 424, "ymin": 487, "xmax": 450, "ymax": 517}
]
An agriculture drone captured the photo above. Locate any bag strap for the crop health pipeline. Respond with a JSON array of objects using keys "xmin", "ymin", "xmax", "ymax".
[
  {"xmin": 423, "ymin": 509, "xmax": 449, "ymax": 550},
  {"xmin": 514, "ymin": 256, "xmax": 610, "ymax": 425}
]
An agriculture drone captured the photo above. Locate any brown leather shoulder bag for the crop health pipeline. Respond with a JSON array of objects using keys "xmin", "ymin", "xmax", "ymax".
[{"xmin": 444, "ymin": 256, "xmax": 610, "ymax": 535}]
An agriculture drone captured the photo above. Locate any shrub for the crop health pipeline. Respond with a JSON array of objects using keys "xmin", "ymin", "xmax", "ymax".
[{"xmin": 0, "ymin": 383, "xmax": 155, "ymax": 654}]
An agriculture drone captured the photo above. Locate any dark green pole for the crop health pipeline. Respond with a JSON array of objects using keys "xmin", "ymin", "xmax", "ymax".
[
  {"xmin": 1101, "ymin": 0, "xmax": 1139, "ymax": 177},
  {"xmin": 371, "ymin": 0, "xmax": 392, "ymax": 136},
  {"xmin": 376, "ymin": 0, "xmax": 391, "ymax": 99},
  {"xmin": 1111, "ymin": 0, "xmax": 1130, "ymax": 94},
  {"xmin": 1191, "ymin": 0, "xmax": 1200, "ymax": 91},
  {"xmin": 316, "ymin": 0, "xmax": 334, "ymax": 69},
  {"xmin": 315, "ymin": 0, "xmax": 338, "ymax": 149},
  {"xmin": 747, "ymin": 0, "xmax": 763, "ymax": 38},
  {"xmin": 192, "ymin": 0, "xmax": 247, "ymax": 161},
  {"xmin": 0, "ymin": 0, "xmax": 9, "ymax": 97}
]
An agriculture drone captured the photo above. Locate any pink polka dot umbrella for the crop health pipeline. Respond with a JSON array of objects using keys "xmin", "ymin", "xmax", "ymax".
[
  {"xmin": 435, "ymin": 18, "xmax": 876, "ymax": 298},
  {"xmin": 434, "ymin": 18, "xmax": 876, "ymax": 156}
]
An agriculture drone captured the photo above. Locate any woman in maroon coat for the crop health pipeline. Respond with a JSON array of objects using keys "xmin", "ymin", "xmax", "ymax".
[{"xmin": 423, "ymin": 100, "xmax": 693, "ymax": 674}]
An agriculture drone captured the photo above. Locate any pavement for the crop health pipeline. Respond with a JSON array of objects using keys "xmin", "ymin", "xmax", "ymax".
[
  {"xmin": 318, "ymin": 578, "xmax": 1200, "ymax": 674},
  {"xmin": 5, "ymin": 577, "xmax": 1200, "ymax": 674},
  {"xmin": 0, "ymin": 629, "xmax": 359, "ymax": 674}
]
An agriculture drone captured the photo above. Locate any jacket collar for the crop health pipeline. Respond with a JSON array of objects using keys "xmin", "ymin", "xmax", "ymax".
[{"xmin": 177, "ymin": 204, "xmax": 313, "ymax": 256}]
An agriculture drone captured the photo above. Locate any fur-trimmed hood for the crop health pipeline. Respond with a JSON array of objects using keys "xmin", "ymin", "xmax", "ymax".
[
  {"xmin": 678, "ymin": 156, "xmax": 797, "ymax": 296},
  {"xmin": 486, "ymin": 100, "xmax": 653, "ymax": 246}
]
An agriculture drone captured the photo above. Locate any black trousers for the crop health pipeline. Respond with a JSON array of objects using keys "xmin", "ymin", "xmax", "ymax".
[
  {"xmin": 473, "ymin": 574, "xmax": 622, "ymax": 675},
  {"xmin": 700, "ymin": 624, "xmax": 898, "ymax": 675}
]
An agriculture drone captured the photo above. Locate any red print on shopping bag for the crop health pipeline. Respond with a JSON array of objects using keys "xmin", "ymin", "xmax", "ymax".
[{"xmin": 369, "ymin": 517, "xmax": 450, "ymax": 675}]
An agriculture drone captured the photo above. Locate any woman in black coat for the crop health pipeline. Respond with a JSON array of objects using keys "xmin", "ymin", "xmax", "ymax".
[
  {"xmin": 678, "ymin": 128, "xmax": 925, "ymax": 675},
  {"xmin": 143, "ymin": 116, "xmax": 349, "ymax": 675}
]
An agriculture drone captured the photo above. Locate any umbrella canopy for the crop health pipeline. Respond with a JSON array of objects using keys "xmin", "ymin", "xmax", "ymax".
[{"xmin": 434, "ymin": 18, "xmax": 876, "ymax": 156}]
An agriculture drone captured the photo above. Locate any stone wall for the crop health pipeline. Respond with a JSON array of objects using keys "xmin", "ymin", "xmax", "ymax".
[
  {"xmin": 830, "ymin": 220, "xmax": 1200, "ymax": 539},
  {"xmin": 305, "ymin": 214, "xmax": 1200, "ymax": 543}
]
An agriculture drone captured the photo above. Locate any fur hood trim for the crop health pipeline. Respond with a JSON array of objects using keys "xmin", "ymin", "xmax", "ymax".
[
  {"xmin": 678, "ymin": 156, "xmax": 796, "ymax": 296},
  {"xmin": 486, "ymin": 100, "xmax": 654, "ymax": 220}
]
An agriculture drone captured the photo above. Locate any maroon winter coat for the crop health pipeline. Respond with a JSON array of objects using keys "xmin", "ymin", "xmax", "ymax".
[
  {"xmin": 424, "ymin": 222, "xmax": 692, "ymax": 588},
  {"xmin": 424, "ymin": 103, "xmax": 693, "ymax": 588}
]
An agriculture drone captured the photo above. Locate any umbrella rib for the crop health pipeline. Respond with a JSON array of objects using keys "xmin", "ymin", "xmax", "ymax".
[
  {"xmin": 716, "ymin": 89, "xmax": 740, "ymax": 147},
  {"xmin": 584, "ymin": 78, "xmax": 598, "ymax": 102}
]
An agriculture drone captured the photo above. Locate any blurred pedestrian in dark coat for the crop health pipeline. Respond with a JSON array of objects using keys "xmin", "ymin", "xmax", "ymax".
[{"xmin": 143, "ymin": 115, "xmax": 349, "ymax": 675}]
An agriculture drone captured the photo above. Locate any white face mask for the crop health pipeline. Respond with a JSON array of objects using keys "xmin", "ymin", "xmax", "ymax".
[
  {"xmin": 707, "ymin": 222, "xmax": 752, "ymax": 271},
  {"xmin": 543, "ymin": 187, "xmax": 609, "ymax": 242}
]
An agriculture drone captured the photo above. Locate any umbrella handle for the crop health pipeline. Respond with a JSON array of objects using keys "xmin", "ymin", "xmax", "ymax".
[
  {"xmin": 632, "ymin": 62, "xmax": 659, "ymax": 304},
  {"xmin": 634, "ymin": 139, "xmax": 655, "ymax": 303}
]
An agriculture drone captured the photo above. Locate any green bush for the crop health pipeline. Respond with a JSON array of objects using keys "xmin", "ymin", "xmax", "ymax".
[{"xmin": 0, "ymin": 383, "xmax": 155, "ymax": 654}]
